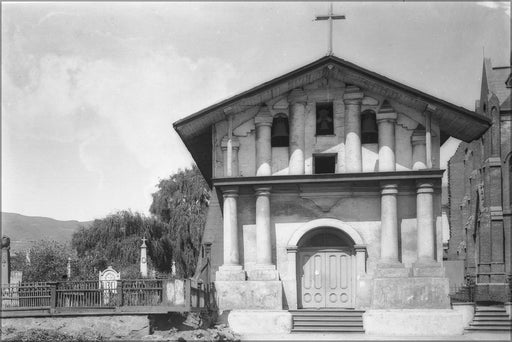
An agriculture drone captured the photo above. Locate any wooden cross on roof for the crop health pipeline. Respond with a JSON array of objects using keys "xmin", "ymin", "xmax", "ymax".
[{"xmin": 315, "ymin": 3, "xmax": 346, "ymax": 56}]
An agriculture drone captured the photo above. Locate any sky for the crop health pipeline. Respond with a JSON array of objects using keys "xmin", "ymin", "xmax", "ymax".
[{"xmin": 1, "ymin": 2, "xmax": 510, "ymax": 222}]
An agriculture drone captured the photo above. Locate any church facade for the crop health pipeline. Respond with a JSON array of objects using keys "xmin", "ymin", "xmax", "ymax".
[
  {"xmin": 174, "ymin": 55, "xmax": 491, "ymax": 335},
  {"xmin": 447, "ymin": 58, "xmax": 511, "ymax": 303}
]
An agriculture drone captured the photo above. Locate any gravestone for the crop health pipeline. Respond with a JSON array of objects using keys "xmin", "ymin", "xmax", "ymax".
[{"xmin": 99, "ymin": 266, "xmax": 120, "ymax": 305}]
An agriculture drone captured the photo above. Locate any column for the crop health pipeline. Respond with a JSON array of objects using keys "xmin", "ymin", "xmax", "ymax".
[
  {"xmin": 343, "ymin": 87, "xmax": 364, "ymax": 172},
  {"xmin": 255, "ymin": 107, "xmax": 273, "ymax": 176},
  {"xmin": 221, "ymin": 137, "xmax": 240, "ymax": 177},
  {"xmin": 255, "ymin": 186, "xmax": 272, "ymax": 265},
  {"xmin": 376, "ymin": 111, "xmax": 397, "ymax": 172},
  {"xmin": 415, "ymin": 181, "xmax": 436, "ymax": 264},
  {"xmin": 216, "ymin": 187, "xmax": 245, "ymax": 281},
  {"xmin": 288, "ymin": 89, "xmax": 307, "ymax": 175},
  {"xmin": 411, "ymin": 130, "xmax": 427, "ymax": 170},
  {"xmin": 379, "ymin": 183, "xmax": 400, "ymax": 265},
  {"xmin": 248, "ymin": 186, "xmax": 279, "ymax": 280}
]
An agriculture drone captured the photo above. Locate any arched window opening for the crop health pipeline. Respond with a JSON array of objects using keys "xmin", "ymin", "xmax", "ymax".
[
  {"xmin": 298, "ymin": 227, "xmax": 354, "ymax": 248},
  {"xmin": 271, "ymin": 113, "xmax": 289, "ymax": 147},
  {"xmin": 361, "ymin": 110, "xmax": 378, "ymax": 144}
]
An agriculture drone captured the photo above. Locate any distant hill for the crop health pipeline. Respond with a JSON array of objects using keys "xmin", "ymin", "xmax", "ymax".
[{"xmin": 1, "ymin": 212, "xmax": 91, "ymax": 253}]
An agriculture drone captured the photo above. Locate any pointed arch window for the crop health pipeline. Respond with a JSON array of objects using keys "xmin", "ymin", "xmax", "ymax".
[{"xmin": 271, "ymin": 113, "xmax": 289, "ymax": 147}]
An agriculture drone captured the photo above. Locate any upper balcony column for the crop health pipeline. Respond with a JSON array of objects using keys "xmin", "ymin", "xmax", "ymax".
[
  {"xmin": 221, "ymin": 137, "xmax": 240, "ymax": 177},
  {"xmin": 254, "ymin": 106, "xmax": 273, "ymax": 176},
  {"xmin": 287, "ymin": 89, "xmax": 307, "ymax": 175},
  {"xmin": 411, "ymin": 130, "xmax": 427, "ymax": 170},
  {"xmin": 343, "ymin": 86, "xmax": 364, "ymax": 173},
  {"xmin": 376, "ymin": 110, "xmax": 397, "ymax": 172}
]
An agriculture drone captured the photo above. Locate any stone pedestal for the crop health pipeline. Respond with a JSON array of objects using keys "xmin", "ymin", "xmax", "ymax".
[
  {"xmin": 364, "ymin": 309, "xmax": 463, "ymax": 336},
  {"xmin": 216, "ymin": 265, "xmax": 246, "ymax": 281},
  {"xmin": 214, "ymin": 281, "xmax": 282, "ymax": 310}
]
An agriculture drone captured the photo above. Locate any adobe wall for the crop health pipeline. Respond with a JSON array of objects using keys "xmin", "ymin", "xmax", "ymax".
[{"xmin": 209, "ymin": 187, "xmax": 443, "ymax": 308}]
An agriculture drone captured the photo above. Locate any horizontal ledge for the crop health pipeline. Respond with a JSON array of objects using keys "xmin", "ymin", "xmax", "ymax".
[{"xmin": 213, "ymin": 170, "xmax": 444, "ymax": 187}]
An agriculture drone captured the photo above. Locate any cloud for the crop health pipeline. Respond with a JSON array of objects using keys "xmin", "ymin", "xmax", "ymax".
[
  {"xmin": 477, "ymin": 2, "xmax": 511, "ymax": 17},
  {"xmin": 2, "ymin": 11, "xmax": 238, "ymax": 219}
]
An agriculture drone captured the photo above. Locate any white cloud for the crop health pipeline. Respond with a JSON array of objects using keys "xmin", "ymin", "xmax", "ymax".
[
  {"xmin": 2, "ymin": 19, "xmax": 238, "ymax": 218},
  {"xmin": 477, "ymin": 2, "xmax": 511, "ymax": 16}
]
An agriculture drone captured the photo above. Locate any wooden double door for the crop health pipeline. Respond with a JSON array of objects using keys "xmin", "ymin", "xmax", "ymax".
[{"xmin": 298, "ymin": 247, "xmax": 354, "ymax": 308}]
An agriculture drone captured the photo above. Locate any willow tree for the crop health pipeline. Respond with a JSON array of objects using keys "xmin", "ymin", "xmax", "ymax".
[{"xmin": 149, "ymin": 165, "xmax": 210, "ymax": 278}]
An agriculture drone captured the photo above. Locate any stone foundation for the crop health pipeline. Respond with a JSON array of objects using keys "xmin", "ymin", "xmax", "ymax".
[
  {"xmin": 363, "ymin": 309, "xmax": 464, "ymax": 336},
  {"xmin": 0, "ymin": 315, "xmax": 149, "ymax": 339},
  {"xmin": 214, "ymin": 281, "xmax": 282, "ymax": 310},
  {"xmin": 372, "ymin": 276, "xmax": 450, "ymax": 309},
  {"xmin": 452, "ymin": 302, "xmax": 475, "ymax": 328},
  {"xmin": 228, "ymin": 310, "xmax": 292, "ymax": 335}
]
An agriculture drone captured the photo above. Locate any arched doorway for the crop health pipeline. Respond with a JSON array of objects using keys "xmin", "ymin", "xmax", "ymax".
[{"xmin": 297, "ymin": 227, "xmax": 356, "ymax": 309}]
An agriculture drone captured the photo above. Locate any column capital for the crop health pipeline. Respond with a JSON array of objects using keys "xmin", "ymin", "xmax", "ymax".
[
  {"xmin": 416, "ymin": 181, "xmax": 434, "ymax": 193},
  {"xmin": 222, "ymin": 186, "xmax": 239, "ymax": 198},
  {"xmin": 380, "ymin": 182, "xmax": 398, "ymax": 195},
  {"xmin": 221, "ymin": 136, "xmax": 240, "ymax": 150},
  {"xmin": 287, "ymin": 89, "xmax": 308, "ymax": 104},
  {"xmin": 254, "ymin": 107, "xmax": 273, "ymax": 127},
  {"xmin": 254, "ymin": 186, "xmax": 272, "ymax": 196},
  {"xmin": 343, "ymin": 86, "xmax": 364, "ymax": 104},
  {"xmin": 376, "ymin": 112, "xmax": 398, "ymax": 123},
  {"xmin": 411, "ymin": 132, "xmax": 426, "ymax": 146}
]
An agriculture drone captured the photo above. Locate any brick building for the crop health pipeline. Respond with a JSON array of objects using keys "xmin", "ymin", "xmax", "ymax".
[{"xmin": 447, "ymin": 58, "xmax": 511, "ymax": 303}]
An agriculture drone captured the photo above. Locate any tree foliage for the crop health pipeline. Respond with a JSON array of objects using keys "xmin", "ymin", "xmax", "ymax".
[
  {"xmin": 150, "ymin": 165, "xmax": 210, "ymax": 277},
  {"xmin": 16, "ymin": 240, "xmax": 72, "ymax": 282},
  {"xmin": 71, "ymin": 210, "xmax": 168, "ymax": 278}
]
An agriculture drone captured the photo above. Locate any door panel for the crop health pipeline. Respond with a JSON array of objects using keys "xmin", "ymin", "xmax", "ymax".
[{"xmin": 299, "ymin": 249, "xmax": 352, "ymax": 308}]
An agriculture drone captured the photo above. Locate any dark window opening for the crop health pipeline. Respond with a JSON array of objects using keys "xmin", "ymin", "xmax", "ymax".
[
  {"xmin": 316, "ymin": 102, "xmax": 334, "ymax": 135},
  {"xmin": 271, "ymin": 114, "xmax": 289, "ymax": 147},
  {"xmin": 361, "ymin": 110, "xmax": 378, "ymax": 144},
  {"xmin": 314, "ymin": 154, "xmax": 336, "ymax": 174}
]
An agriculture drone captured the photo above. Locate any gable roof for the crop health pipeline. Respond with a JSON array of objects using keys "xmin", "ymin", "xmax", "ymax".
[{"xmin": 174, "ymin": 55, "xmax": 492, "ymax": 182}]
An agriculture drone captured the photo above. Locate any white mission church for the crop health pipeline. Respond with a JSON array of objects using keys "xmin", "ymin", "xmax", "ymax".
[{"xmin": 173, "ymin": 52, "xmax": 490, "ymax": 336}]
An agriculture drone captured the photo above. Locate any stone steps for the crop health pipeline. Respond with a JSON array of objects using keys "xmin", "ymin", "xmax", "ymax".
[
  {"xmin": 466, "ymin": 306, "xmax": 512, "ymax": 332},
  {"xmin": 290, "ymin": 309, "xmax": 365, "ymax": 333}
]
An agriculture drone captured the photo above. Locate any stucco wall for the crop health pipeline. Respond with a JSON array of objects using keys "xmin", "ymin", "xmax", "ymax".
[
  {"xmin": 212, "ymin": 84, "xmax": 441, "ymax": 178},
  {"xmin": 212, "ymin": 187, "xmax": 443, "ymax": 309}
]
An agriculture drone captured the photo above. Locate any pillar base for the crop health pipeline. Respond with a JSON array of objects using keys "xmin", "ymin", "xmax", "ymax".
[
  {"xmin": 216, "ymin": 265, "xmax": 246, "ymax": 281},
  {"xmin": 215, "ymin": 281, "xmax": 283, "ymax": 310},
  {"xmin": 412, "ymin": 261, "xmax": 445, "ymax": 277},
  {"xmin": 374, "ymin": 261, "xmax": 411, "ymax": 278},
  {"xmin": 247, "ymin": 265, "xmax": 279, "ymax": 281}
]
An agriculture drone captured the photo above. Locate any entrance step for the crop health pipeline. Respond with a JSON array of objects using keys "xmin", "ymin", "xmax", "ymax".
[
  {"xmin": 290, "ymin": 309, "xmax": 365, "ymax": 333},
  {"xmin": 466, "ymin": 306, "xmax": 512, "ymax": 332}
]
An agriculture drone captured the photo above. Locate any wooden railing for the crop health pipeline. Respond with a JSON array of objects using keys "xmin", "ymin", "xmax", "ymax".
[{"xmin": 1, "ymin": 278, "xmax": 212, "ymax": 316}]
